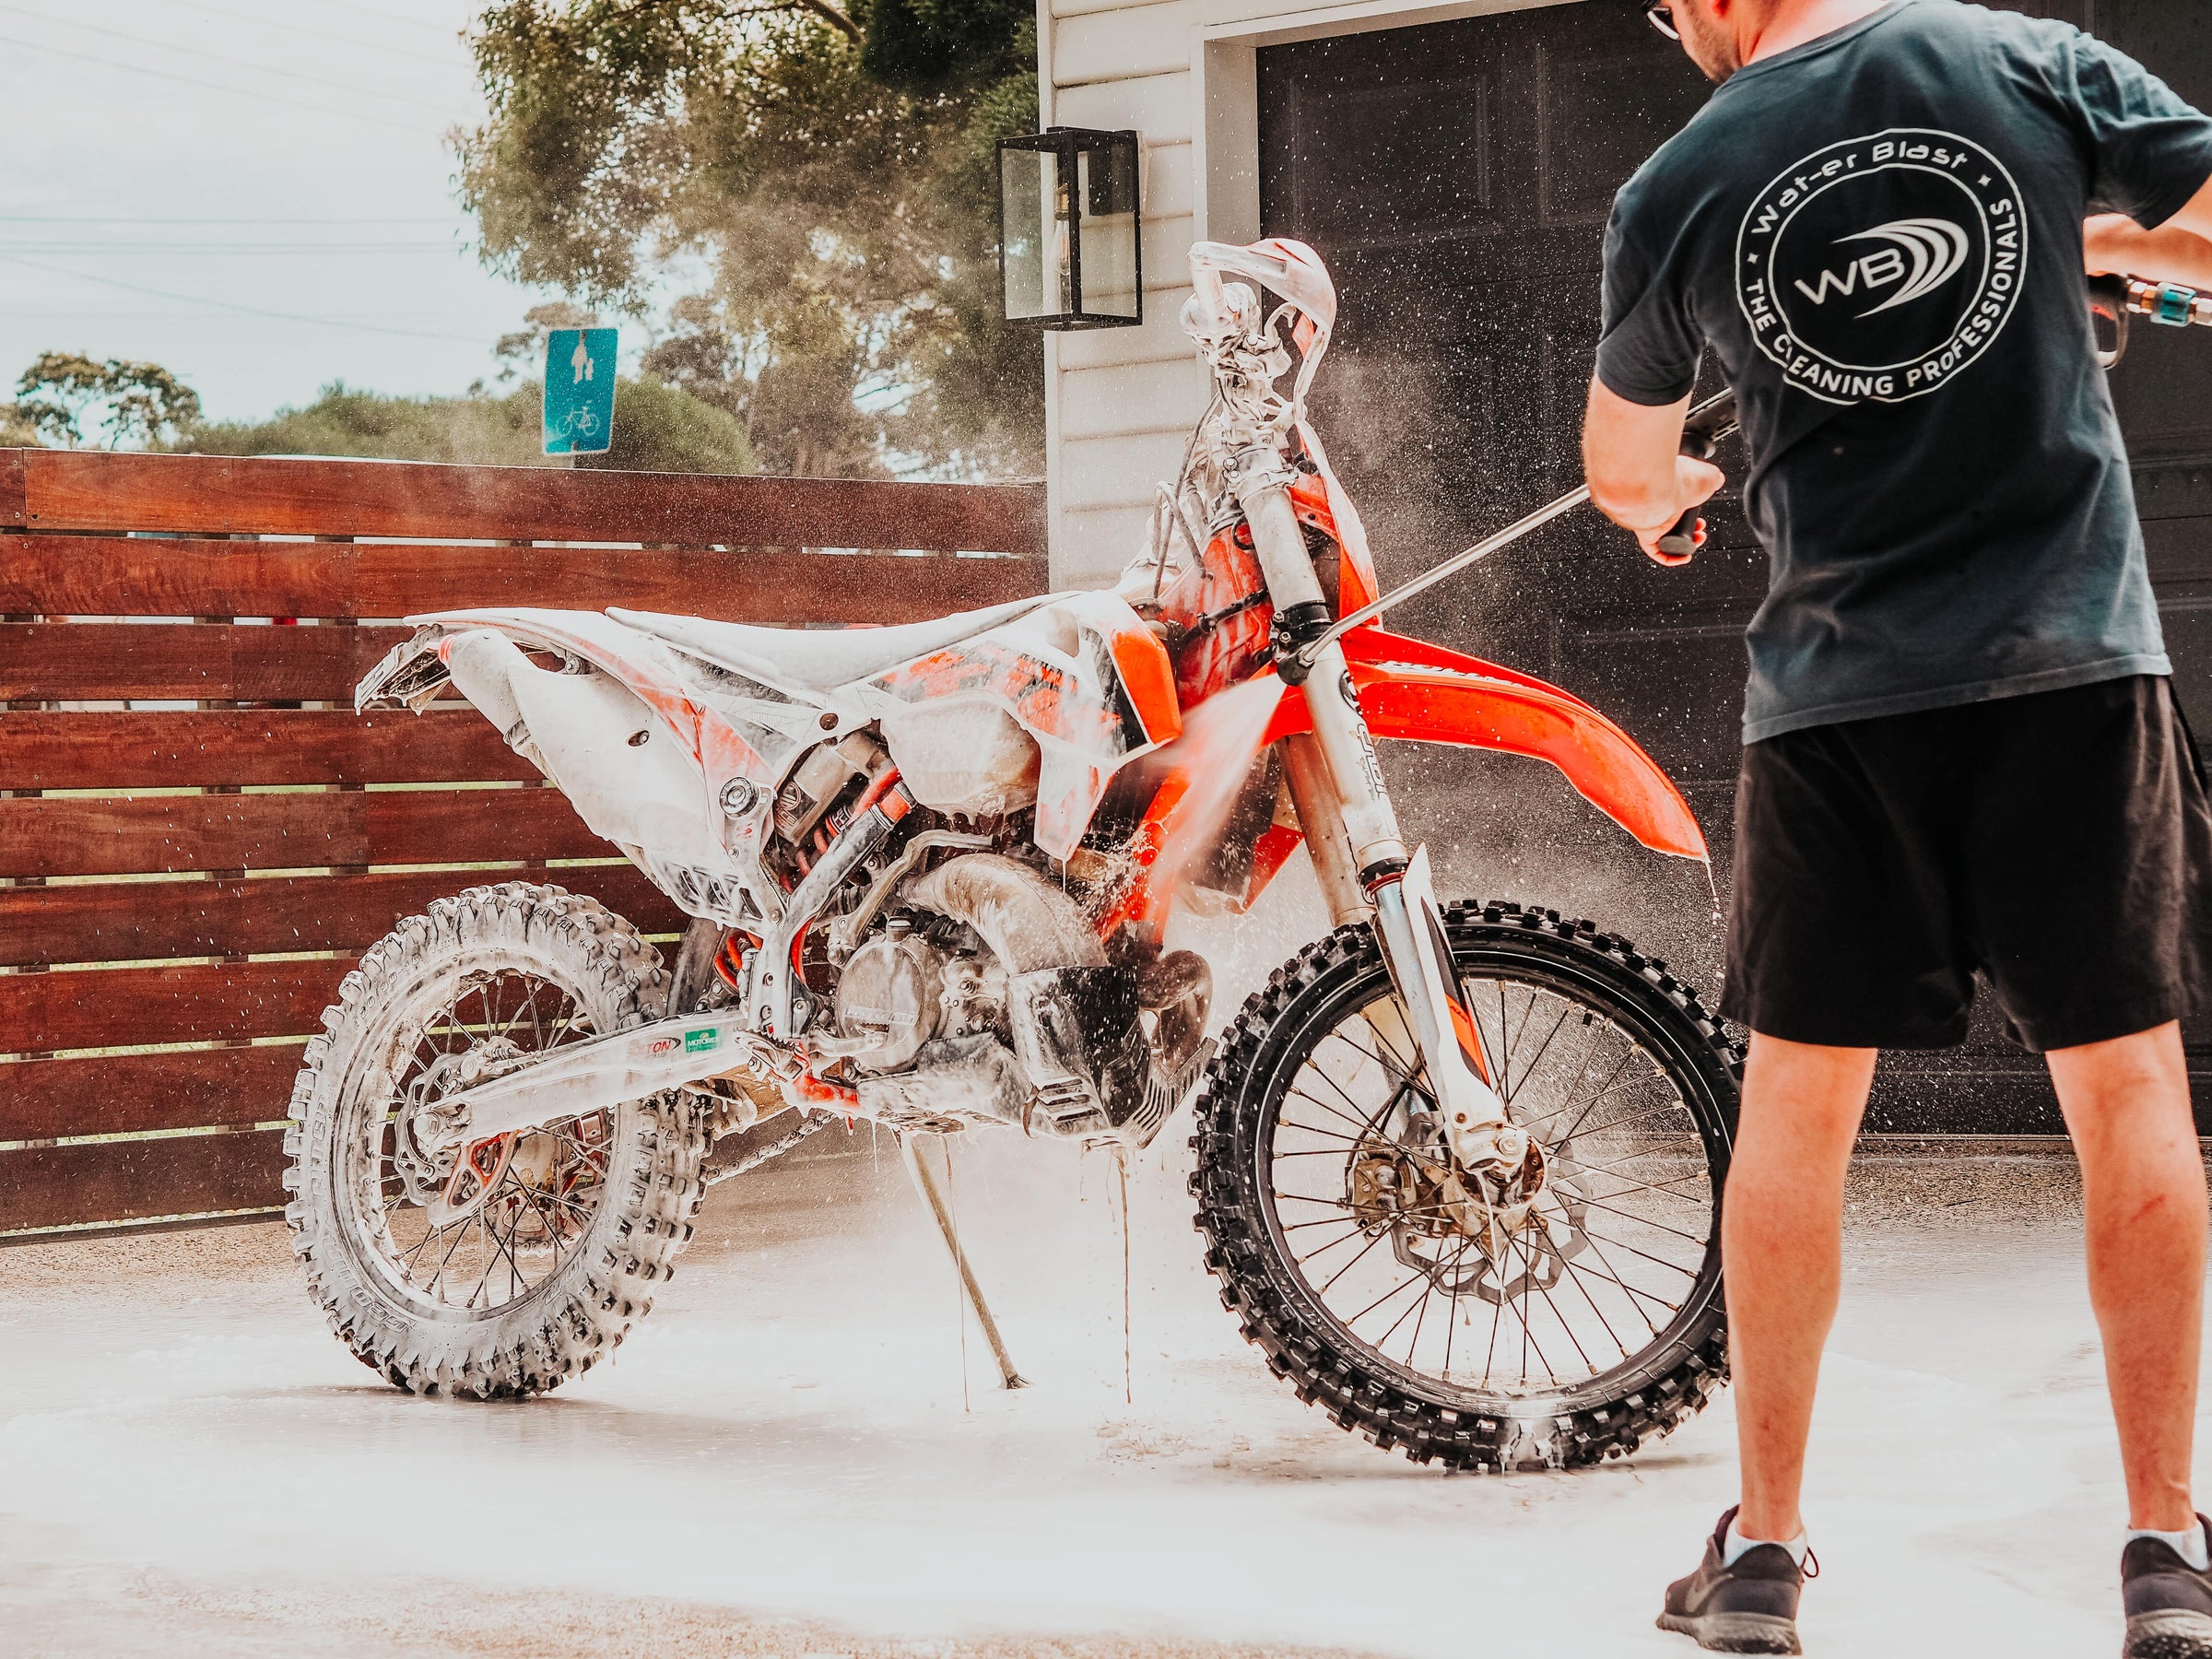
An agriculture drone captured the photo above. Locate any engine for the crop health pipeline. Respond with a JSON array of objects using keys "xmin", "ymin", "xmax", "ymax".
[
  {"xmin": 807, "ymin": 850, "xmax": 1208, "ymax": 1147},
  {"xmin": 830, "ymin": 924, "xmax": 958, "ymax": 1075}
]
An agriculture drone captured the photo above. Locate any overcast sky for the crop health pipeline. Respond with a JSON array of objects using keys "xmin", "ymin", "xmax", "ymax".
[{"xmin": 0, "ymin": 0, "xmax": 562, "ymax": 424}]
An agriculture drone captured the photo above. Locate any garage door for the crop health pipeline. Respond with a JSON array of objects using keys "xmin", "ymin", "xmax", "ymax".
[{"xmin": 1258, "ymin": 0, "xmax": 2212, "ymax": 1132}]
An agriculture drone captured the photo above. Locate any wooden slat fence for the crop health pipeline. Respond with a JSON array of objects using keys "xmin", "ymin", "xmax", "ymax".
[{"xmin": 0, "ymin": 449, "xmax": 1047, "ymax": 1236}]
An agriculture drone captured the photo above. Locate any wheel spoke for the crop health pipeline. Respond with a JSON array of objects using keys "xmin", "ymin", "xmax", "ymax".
[
  {"xmin": 1569, "ymin": 1192, "xmax": 1712, "ymax": 1246},
  {"xmin": 1494, "ymin": 978, "xmax": 1514, "ymax": 1097},
  {"xmin": 1281, "ymin": 1088, "xmax": 1386, "ymax": 1141},
  {"xmin": 1517, "ymin": 994, "xmax": 1575, "ymax": 1083},
  {"xmin": 1304, "ymin": 1039, "xmax": 1404, "ymax": 1124},
  {"xmin": 1328, "ymin": 1018, "xmax": 1417, "ymax": 1080},
  {"xmin": 1557, "ymin": 1238, "xmax": 1631, "ymax": 1354},
  {"xmin": 1314, "ymin": 1226, "xmax": 1394, "ymax": 1294},
  {"xmin": 1581, "ymin": 1227, "xmax": 1705, "ymax": 1284},
  {"xmin": 1291, "ymin": 1220, "xmax": 1386, "ymax": 1266},
  {"xmin": 1573, "ymin": 1165, "xmax": 1712, "ymax": 1208},
  {"xmin": 1541, "ymin": 1049, "xmax": 1644, "ymax": 1146},
  {"xmin": 1566, "ymin": 1234, "xmax": 1678, "ymax": 1328},
  {"xmin": 1402, "ymin": 1237, "xmax": 1467, "ymax": 1369},
  {"xmin": 1343, "ymin": 1259, "xmax": 1439, "ymax": 1330},
  {"xmin": 1271, "ymin": 1119, "xmax": 1377, "ymax": 1149}
]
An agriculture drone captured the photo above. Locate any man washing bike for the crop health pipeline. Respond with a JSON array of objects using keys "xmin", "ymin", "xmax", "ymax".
[{"xmin": 1582, "ymin": 0, "xmax": 2212, "ymax": 1651}]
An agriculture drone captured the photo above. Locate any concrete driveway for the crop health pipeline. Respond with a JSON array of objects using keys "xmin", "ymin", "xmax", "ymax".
[{"xmin": 0, "ymin": 1128, "xmax": 2175, "ymax": 1658}]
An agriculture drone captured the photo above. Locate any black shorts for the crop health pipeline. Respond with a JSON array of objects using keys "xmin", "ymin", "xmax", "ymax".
[{"xmin": 1720, "ymin": 674, "xmax": 2212, "ymax": 1053}]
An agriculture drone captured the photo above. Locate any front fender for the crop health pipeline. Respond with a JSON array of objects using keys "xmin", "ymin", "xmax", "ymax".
[{"xmin": 1264, "ymin": 627, "xmax": 1707, "ymax": 861}]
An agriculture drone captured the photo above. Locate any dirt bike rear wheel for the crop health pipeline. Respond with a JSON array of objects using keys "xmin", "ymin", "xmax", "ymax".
[
  {"xmin": 1191, "ymin": 899, "xmax": 1740, "ymax": 1471},
  {"xmin": 283, "ymin": 882, "xmax": 706, "ymax": 1399}
]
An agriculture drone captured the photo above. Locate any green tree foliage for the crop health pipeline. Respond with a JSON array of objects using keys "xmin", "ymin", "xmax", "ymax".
[
  {"xmin": 586, "ymin": 371, "xmax": 759, "ymax": 472},
  {"xmin": 15, "ymin": 352, "xmax": 203, "ymax": 448},
  {"xmin": 861, "ymin": 0, "xmax": 1030, "ymax": 92},
  {"xmin": 171, "ymin": 376, "xmax": 754, "ymax": 474},
  {"xmin": 455, "ymin": 0, "xmax": 1041, "ymax": 480}
]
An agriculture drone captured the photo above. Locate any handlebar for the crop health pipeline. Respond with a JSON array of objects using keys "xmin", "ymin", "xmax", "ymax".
[{"xmin": 1189, "ymin": 259, "xmax": 1230, "ymax": 336}]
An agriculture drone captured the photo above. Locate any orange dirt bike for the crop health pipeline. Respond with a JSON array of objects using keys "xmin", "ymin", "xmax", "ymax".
[{"xmin": 287, "ymin": 237, "xmax": 1742, "ymax": 1472}]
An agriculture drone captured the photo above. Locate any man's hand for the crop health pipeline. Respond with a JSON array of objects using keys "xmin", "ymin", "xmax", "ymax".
[
  {"xmin": 2085, "ymin": 171, "xmax": 2212, "ymax": 288},
  {"xmin": 1583, "ymin": 378, "xmax": 1726, "ymax": 564}
]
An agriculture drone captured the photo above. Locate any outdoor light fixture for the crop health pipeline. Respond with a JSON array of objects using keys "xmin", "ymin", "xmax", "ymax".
[{"xmin": 997, "ymin": 127, "xmax": 1141, "ymax": 329}]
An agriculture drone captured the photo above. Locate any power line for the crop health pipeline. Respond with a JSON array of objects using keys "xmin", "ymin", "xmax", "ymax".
[
  {"xmin": 0, "ymin": 254, "xmax": 491, "ymax": 344},
  {"xmin": 0, "ymin": 241, "xmax": 467, "ymax": 253},
  {"xmin": 160, "ymin": 0, "xmax": 456, "ymax": 66},
  {"xmin": 298, "ymin": 0, "xmax": 456, "ymax": 38},
  {"xmin": 0, "ymin": 31, "xmax": 426, "ymax": 133},
  {"xmin": 0, "ymin": 216, "xmax": 456, "ymax": 225},
  {"xmin": 4, "ymin": 310, "xmax": 485, "ymax": 323},
  {"xmin": 0, "ymin": 4, "xmax": 458, "ymax": 112}
]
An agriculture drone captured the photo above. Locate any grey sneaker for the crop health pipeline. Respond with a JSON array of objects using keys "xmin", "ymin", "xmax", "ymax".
[
  {"xmin": 2124, "ymin": 1517, "xmax": 2212, "ymax": 1658},
  {"xmin": 1656, "ymin": 1506, "xmax": 1809, "ymax": 1655}
]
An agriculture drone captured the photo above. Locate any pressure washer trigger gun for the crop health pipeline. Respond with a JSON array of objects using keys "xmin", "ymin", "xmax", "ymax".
[
  {"xmin": 2089, "ymin": 271, "xmax": 2131, "ymax": 370},
  {"xmin": 1653, "ymin": 388, "xmax": 1740, "ymax": 565}
]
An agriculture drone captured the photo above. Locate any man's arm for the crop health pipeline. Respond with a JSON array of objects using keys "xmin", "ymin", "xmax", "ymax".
[
  {"xmin": 2086, "ymin": 171, "xmax": 2212, "ymax": 288},
  {"xmin": 1583, "ymin": 378, "xmax": 1726, "ymax": 563}
]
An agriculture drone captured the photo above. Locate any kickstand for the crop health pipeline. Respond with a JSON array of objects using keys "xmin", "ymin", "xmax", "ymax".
[{"xmin": 900, "ymin": 1132, "xmax": 1028, "ymax": 1390}]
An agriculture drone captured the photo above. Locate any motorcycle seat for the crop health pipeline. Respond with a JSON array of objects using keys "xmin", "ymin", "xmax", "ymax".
[{"xmin": 606, "ymin": 595, "xmax": 1054, "ymax": 692}]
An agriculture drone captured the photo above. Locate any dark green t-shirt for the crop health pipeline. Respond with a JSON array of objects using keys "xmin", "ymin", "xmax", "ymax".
[{"xmin": 1596, "ymin": 0, "xmax": 2212, "ymax": 743}]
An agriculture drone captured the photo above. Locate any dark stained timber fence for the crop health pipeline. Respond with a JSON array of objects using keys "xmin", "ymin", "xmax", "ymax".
[{"xmin": 0, "ymin": 449, "xmax": 1048, "ymax": 1236}]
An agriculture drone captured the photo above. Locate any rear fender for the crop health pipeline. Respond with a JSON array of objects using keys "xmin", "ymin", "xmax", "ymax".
[
  {"xmin": 406, "ymin": 608, "xmax": 779, "ymax": 783},
  {"xmin": 445, "ymin": 629, "xmax": 731, "ymax": 874},
  {"xmin": 1262, "ymin": 628, "xmax": 1707, "ymax": 861},
  {"xmin": 364, "ymin": 607, "xmax": 789, "ymax": 869}
]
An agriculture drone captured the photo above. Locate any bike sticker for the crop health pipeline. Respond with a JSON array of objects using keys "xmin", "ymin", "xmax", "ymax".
[{"xmin": 683, "ymin": 1028, "xmax": 721, "ymax": 1054}]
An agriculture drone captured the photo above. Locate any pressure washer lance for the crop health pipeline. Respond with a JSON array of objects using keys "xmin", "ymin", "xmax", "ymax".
[{"xmin": 1295, "ymin": 389, "xmax": 1738, "ymax": 667}]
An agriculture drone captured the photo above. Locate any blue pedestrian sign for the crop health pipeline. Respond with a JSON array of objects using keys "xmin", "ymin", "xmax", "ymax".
[{"xmin": 543, "ymin": 327, "xmax": 618, "ymax": 456}]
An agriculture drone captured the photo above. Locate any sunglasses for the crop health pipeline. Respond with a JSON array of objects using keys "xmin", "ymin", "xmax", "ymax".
[{"xmin": 1645, "ymin": 1, "xmax": 1680, "ymax": 39}]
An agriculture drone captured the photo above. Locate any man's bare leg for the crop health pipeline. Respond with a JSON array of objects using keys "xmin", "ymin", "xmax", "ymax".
[
  {"xmin": 2048, "ymin": 1021, "xmax": 2206, "ymax": 1533},
  {"xmin": 1726, "ymin": 1033, "xmax": 1878, "ymax": 1543}
]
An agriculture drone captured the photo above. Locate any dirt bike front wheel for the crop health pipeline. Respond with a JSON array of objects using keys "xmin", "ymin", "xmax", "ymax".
[
  {"xmin": 1191, "ymin": 900, "xmax": 1740, "ymax": 1471},
  {"xmin": 284, "ymin": 882, "xmax": 706, "ymax": 1399}
]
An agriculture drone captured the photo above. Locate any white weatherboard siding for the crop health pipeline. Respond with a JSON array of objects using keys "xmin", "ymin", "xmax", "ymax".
[{"xmin": 1038, "ymin": 0, "xmax": 1579, "ymax": 585}]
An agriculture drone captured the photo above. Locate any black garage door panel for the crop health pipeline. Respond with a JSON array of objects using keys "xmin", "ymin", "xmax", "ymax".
[{"xmin": 1259, "ymin": 0, "xmax": 2212, "ymax": 1131}]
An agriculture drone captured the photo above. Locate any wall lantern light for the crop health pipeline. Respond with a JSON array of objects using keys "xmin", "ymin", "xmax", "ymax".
[{"xmin": 997, "ymin": 127, "xmax": 1142, "ymax": 330}]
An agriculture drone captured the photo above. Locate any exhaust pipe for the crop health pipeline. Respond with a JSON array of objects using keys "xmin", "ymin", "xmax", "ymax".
[{"xmin": 903, "ymin": 853, "xmax": 1105, "ymax": 972}]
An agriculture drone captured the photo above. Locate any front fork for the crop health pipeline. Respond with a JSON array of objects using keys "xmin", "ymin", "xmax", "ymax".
[{"xmin": 1233, "ymin": 453, "xmax": 1524, "ymax": 1183}]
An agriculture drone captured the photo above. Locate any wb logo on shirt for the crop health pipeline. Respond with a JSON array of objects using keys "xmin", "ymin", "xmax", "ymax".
[
  {"xmin": 1735, "ymin": 128, "xmax": 2025, "ymax": 405},
  {"xmin": 1792, "ymin": 218, "xmax": 1971, "ymax": 313}
]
